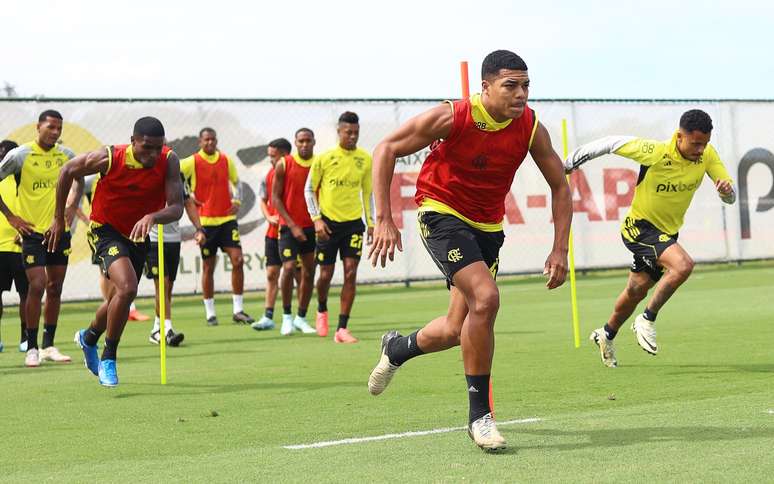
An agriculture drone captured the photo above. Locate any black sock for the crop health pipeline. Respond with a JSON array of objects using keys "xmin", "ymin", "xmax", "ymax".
[
  {"xmin": 337, "ymin": 314, "xmax": 350, "ymax": 330},
  {"xmin": 387, "ymin": 331, "xmax": 424, "ymax": 366},
  {"xmin": 603, "ymin": 323, "xmax": 618, "ymax": 340},
  {"xmin": 26, "ymin": 327, "xmax": 38, "ymax": 350},
  {"xmin": 318, "ymin": 300, "xmax": 328, "ymax": 313},
  {"xmin": 298, "ymin": 307, "xmax": 307, "ymax": 318},
  {"xmin": 41, "ymin": 324, "xmax": 57, "ymax": 349},
  {"xmin": 20, "ymin": 321, "xmax": 26, "ymax": 343},
  {"xmin": 102, "ymin": 338, "xmax": 119, "ymax": 361},
  {"xmin": 465, "ymin": 374, "xmax": 491, "ymax": 424},
  {"xmin": 643, "ymin": 308, "xmax": 657, "ymax": 322},
  {"xmin": 265, "ymin": 307, "xmax": 274, "ymax": 319},
  {"xmin": 83, "ymin": 326, "xmax": 103, "ymax": 347},
  {"xmin": 283, "ymin": 305, "xmax": 292, "ymax": 315}
]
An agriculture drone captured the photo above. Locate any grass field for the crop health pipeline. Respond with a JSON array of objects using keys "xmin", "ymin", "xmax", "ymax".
[{"xmin": 0, "ymin": 263, "xmax": 772, "ymax": 482}]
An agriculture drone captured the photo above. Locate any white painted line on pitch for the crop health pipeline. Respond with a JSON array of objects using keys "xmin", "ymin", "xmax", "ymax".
[{"xmin": 283, "ymin": 417, "xmax": 541, "ymax": 450}]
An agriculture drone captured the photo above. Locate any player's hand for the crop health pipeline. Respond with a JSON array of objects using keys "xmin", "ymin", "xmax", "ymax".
[
  {"xmin": 715, "ymin": 179, "xmax": 733, "ymax": 195},
  {"xmin": 366, "ymin": 226, "xmax": 374, "ymax": 245},
  {"xmin": 193, "ymin": 228, "xmax": 206, "ymax": 246},
  {"xmin": 76, "ymin": 208, "xmax": 89, "ymax": 224},
  {"xmin": 314, "ymin": 219, "xmax": 331, "ymax": 241},
  {"xmin": 543, "ymin": 249, "xmax": 568, "ymax": 289},
  {"xmin": 7, "ymin": 214, "xmax": 34, "ymax": 236},
  {"xmin": 189, "ymin": 195, "xmax": 204, "ymax": 207},
  {"xmin": 130, "ymin": 214, "xmax": 155, "ymax": 242},
  {"xmin": 290, "ymin": 224, "xmax": 307, "ymax": 242},
  {"xmin": 13, "ymin": 233, "xmax": 21, "ymax": 246},
  {"xmin": 368, "ymin": 218, "xmax": 402, "ymax": 268},
  {"xmin": 267, "ymin": 214, "xmax": 279, "ymax": 225},
  {"xmin": 229, "ymin": 201, "xmax": 241, "ymax": 215},
  {"xmin": 44, "ymin": 217, "xmax": 65, "ymax": 253}
]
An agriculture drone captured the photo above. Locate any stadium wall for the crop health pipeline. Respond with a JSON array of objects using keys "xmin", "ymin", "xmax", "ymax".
[{"xmin": 0, "ymin": 99, "xmax": 772, "ymax": 302}]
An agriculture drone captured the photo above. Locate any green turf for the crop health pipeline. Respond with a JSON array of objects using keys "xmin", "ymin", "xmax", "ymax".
[{"xmin": 0, "ymin": 263, "xmax": 772, "ymax": 482}]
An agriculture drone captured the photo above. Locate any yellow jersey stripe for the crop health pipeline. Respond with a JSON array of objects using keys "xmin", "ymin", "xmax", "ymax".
[{"xmin": 418, "ymin": 198, "xmax": 503, "ymax": 232}]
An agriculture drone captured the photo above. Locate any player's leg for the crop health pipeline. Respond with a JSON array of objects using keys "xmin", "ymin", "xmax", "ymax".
[
  {"xmin": 332, "ymin": 226, "xmax": 364, "ymax": 343},
  {"xmin": 278, "ymin": 227, "xmax": 299, "ymax": 334},
  {"xmin": 647, "ymin": 242, "xmax": 693, "ymax": 315},
  {"xmin": 23, "ymin": 265, "xmax": 46, "ymax": 366},
  {"xmin": 224, "ymin": 245, "xmax": 252, "ymax": 324},
  {"xmin": 160, "ymin": 242, "xmax": 183, "ymax": 345},
  {"xmin": 38, "ymin": 264, "xmax": 71, "ymax": 362},
  {"xmin": 314, "ymin": 229, "xmax": 337, "ymax": 337},
  {"xmin": 293, "ymin": 249, "xmax": 317, "ymax": 334},
  {"xmin": 253, "ymin": 236, "xmax": 280, "ymax": 331},
  {"xmin": 201, "ymin": 251, "xmax": 218, "ymax": 325}
]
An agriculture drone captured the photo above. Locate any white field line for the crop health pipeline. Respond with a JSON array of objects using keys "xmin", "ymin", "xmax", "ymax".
[{"xmin": 283, "ymin": 417, "xmax": 541, "ymax": 450}]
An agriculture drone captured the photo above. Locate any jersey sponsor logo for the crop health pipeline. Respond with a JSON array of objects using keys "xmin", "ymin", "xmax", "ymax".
[
  {"xmin": 447, "ymin": 248, "xmax": 463, "ymax": 263},
  {"xmin": 328, "ymin": 178, "xmax": 360, "ymax": 188},
  {"xmin": 31, "ymin": 180, "xmax": 56, "ymax": 191},
  {"xmin": 655, "ymin": 181, "xmax": 700, "ymax": 193}
]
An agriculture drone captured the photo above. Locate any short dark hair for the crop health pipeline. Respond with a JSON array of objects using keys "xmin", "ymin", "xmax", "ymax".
[
  {"xmin": 133, "ymin": 116, "xmax": 165, "ymax": 137},
  {"xmin": 295, "ymin": 127, "xmax": 314, "ymax": 138},
  {"xmin": 679, "ymin": 109, "xmax": 713, "ymax": 134},
  {"xmin": 268, "ymin": 138, "xmax": 292, "ymax": 154},
  {"xmin": 199, "ymin": 127, "xmax": 217, "ymax": 138},
  {"xmin": 0, "ymin": 139, "xmax": 18, "ymax": 155},
  {"xmin": 481, "ymin": 50, "xmax": 528, "ymax": 80},
  {"xmin": 38, "ymin": 109, "xmax": 63, "ymax": 122},
  {"xmin": 338, "ymin": 111, "xmax": 359, "ymax": 125}
]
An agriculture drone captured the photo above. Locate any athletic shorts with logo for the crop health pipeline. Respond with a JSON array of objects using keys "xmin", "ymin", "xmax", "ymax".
[
  {"xmin": 315, "ymin": 216, "xmax": 365, "ymax": 265},
  {"xmin": 21, "ymin": 231, "xmax": 71, "ymax": 268},
  {"xmin": 0, "ymin": 251, "xmax": 28, "ymax": 294},
  {"xmin": 264, "ymin": 236, "xmax": 282, "ymax": 267},
  {"xmin": 418, "ymin": 211, "xmax": 504, "ymax": 288},
  {"xmin": 88, "ymin": 224, "xmax": 148, "ymax": 280},
  {"xmin": 145, "ymin": 242, "xmax": 181, "ymax": 281},
  {"xmin": 201, "ymin": 219, "xmax": 241, "ymax": 259},
  {"xmin": 621, "ymin": 216, "xmax": 678, "ymax": 282},
  {"xmin": 278, "ymin": 226, "xmax": 316, "ymax": 263}
]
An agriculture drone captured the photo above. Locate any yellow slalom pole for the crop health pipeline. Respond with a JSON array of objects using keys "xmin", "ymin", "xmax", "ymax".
[
  {"xmin": 157, "ymin": 225, "xmax": 167, "ymax": 384},
  {"xmin": 562, "ymin": 119, "xmax": 581, "ymax": 348}
]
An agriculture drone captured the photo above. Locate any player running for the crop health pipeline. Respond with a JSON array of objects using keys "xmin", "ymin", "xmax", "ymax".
[
  {"xmin": 367, "ymin": 50, "xmax": 572, "ymax": 451},
  {"xmin": 305, "ymin": 112, "xmax": 374, "ymax": 342},
  {"xmin": 564, "ymin": 109, "xmax": 735, "ymax": 368},
  {"xmin": 49, "ymin": 116, "xmax": 184, "ymax": 387}
]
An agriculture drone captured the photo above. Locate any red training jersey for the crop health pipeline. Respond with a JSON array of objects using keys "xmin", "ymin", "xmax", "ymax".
[
  {"xmin": 278, "ymin": 154, "xmax": 313, "ymax": 228},
  {"xmin": 193, "ymin": 151, "xmax": 232, "ymax": 218},
  {"xmin": 91, "ymin": 144, "xmax": 170, "ymax": 238},
  {"xmin": 265, "ymin": 167, "xmax": 279, "ymax": 239},
  {"xmin": 415, "ymin": 99, "xmax": 536, "ymax": 224}
]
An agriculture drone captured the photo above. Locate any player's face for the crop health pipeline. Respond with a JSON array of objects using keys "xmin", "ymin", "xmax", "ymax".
[
  {"xmin": 131, "ymin": 135, "xmax": 165, "ymax": 167},
  {"xmin": 199, "ymin": 131, "xmax": 218, "ymax": 155},
  {"xmin": 676, "ymin": 129, "xmax": 711, "ymax": 161},
  {"xmin": 37, "ymin": 116, "xmax": 63, "ymax": 149},
  {"xmin": 267, "ymin": 146, "xmax": 281, "ymax": 165},
  {"xmin": 295, "ymin": 131, "xmax": 316, "ymax": 159},
  {"xmin": 337, "ymin": 123, "xmax": 359, "ymax": 151},
  {"xmin": 482, "ymin": 69, "xmax": 529, "ymax": 121}
]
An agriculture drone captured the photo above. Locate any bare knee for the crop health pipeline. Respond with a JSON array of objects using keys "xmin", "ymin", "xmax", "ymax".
[
  {"xmin": 45, "ymin": 279, "xmax": 64, "ymax": 297},
  {"xmin": 231, "ymin": 254, "xmax": 244, "ymax": 270},
  {"xmin": 674, "ymin": 256, "xmax": 694, "ymax": 279},
  {"xmin": 626, "ymin": 281, "xmax": 649, "ymax": 301},
  {"xmin": 343, "ymin": 267, "xmax": 357, "ymax": 285},
  {"xmin": 114, "ymin": 282, "xmax": 137, "ymax": 301},
  {"xmin": 469, "ymin": 288, "xmax": 500, "ymax": 321}
]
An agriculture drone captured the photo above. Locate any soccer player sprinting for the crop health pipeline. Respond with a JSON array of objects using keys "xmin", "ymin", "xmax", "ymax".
[
  {"xmin": 0, "ymin": 140, "xmax": 28, "ymax": 353},
  {"xmin": 0, "ymin": 110, "xmax": 76, "ymax": 367},
  {"xmin": 564, "ymin": 110, "xmax": 735, "ymax": 368},
  {"xmin": 48, "ymin": 116, "xmax": 184, "ymax": 387},
  {"xmin": 181, "ymin": 128, "xmax": 252, "ymax": 326},
  {"xmin": 367, "ymin": 50, "xmax": 572, "ymax": 451},
  {"xmin": 305, "ymin": 112, "xmax": 374, "ymax": 343},
  {"xmin": 251, "ymin": 138, "xmax": 290, "ymax": 331},
  {"xmin": 272, "ymin": 130, "xmax": 318, "ymax": 335}
]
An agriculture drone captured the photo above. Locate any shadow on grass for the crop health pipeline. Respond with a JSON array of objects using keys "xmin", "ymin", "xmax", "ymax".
[
  {"xmin": 509, "ymin": 425, "xmax": 774, "ymax": 450},
  {"xmin": 112, "ymin": 379, "xmax": 361, "ymax": 399}
]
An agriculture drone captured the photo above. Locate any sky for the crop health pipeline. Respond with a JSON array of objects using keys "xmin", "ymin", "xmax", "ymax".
[{"xmin": 3, "ymin": 0, "xmax": 774, "ymax": 100}]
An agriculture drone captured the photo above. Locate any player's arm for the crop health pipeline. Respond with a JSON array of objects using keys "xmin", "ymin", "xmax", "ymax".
[
  {"xmin": 258, "ymin": 172, "xmax": 278, "ymax": 225},
  {"xmin": 563, "ymin": 135, "xmax": 651, "ymax": 172},
  {"xmin": 0, "ymin": 147, "xmax": 33, "ymax": 234},
  {"xmin": 305, "ymin": 156, "xmax": 330, "ymax": 241},
  {"xmin": 704, "ymin": 146, "xmax": 736, "ymax": 204},
  {"xmin": 361, "ymin": 157, "xmax": 375, "ymax": 244},
  {"xmin": 271, "ymin": 159, "xmax": 306, "ymax": 241},
  {"xmin": 46, "ymin": 147, "xmax": 110, "ymax": 250},
  {"xmin": 369, "ymin": 103, "xmax": 453, "ymax": 267},
  {"xmin": 530, "ymin": 122, "xmax": 571, "ymax": 289},
  {"xmin": 182, "ymin": 177, "xmax": 206, "ymax": 246},
  {"xmin": 227, "ymin": 156, "xmax": 242, "ymax": 215}
]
